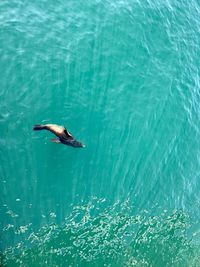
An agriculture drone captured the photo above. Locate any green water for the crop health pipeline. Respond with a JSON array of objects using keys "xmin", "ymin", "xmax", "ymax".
[{"xmin": 1, "ymin": 0, "xmax": 200, "ymax": 266}]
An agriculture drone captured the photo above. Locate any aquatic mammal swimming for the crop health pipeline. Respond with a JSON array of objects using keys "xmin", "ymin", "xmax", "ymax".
[{"xmin": 33, "ymin": 124, "xmax": 85, "ymax": 148}]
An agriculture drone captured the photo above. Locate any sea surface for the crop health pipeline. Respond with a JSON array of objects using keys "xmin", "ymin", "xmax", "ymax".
[{"xmin": 1, "ymin": 0, "xmax": 200, "ymax": 266}]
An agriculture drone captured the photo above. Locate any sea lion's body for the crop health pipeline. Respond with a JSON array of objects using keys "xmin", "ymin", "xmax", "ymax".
[{"xmin": 33, "ymin": 124, "xmax": 85, "ymax": 148}]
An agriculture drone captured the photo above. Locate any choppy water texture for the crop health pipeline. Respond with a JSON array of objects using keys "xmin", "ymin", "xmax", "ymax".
[{"xmin": 1, "ymin": 0, "xmax": 200, "ymax": 266}]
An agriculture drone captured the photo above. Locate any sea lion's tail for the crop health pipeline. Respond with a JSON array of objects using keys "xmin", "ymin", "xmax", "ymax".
[{"xmin": 33, "ymin": 124, "xmax": 46, "ymax": 131}]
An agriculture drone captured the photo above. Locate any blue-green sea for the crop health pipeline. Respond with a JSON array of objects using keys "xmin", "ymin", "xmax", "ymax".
[{"xmin": 1, "ymin": 0, "xmax": 200, "ymax": 266}]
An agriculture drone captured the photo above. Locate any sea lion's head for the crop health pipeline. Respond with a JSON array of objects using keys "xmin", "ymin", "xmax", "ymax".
[{"xmin": 60, "ymin": 138, "xmax": 85, "ymax": 148}]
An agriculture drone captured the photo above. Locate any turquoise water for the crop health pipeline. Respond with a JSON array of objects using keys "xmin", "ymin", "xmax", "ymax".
[{"xmin": 1, "ymin": 0, "xmax": 200, "ymax": 266}]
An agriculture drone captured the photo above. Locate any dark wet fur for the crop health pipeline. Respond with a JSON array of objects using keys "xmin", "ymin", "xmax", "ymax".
[{"xmin": 60, "ymin": 137, "xmax": 84, "ymax": 148}]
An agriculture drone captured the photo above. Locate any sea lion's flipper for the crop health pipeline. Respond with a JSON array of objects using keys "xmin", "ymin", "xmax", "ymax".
[
  {"xmin": 51, "ymin": 138, "xmax": 61, "ymax": 143},
  {"xmin": 64, "ymin": 129, "xmax": 74, "ymax": 140},
  {"xmin": 33, "ymin": 124, "xmax": 46, "ymax": 130}
]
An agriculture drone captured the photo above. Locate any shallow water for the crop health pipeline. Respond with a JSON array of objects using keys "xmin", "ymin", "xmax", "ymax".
[{"xmin": 1, "ymin": 0, "xmax": 200, "ymax": 266}]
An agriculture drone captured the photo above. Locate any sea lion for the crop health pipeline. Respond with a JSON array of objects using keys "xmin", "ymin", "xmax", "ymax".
[{"xmin": 33, "ymin": 124, "xmax": 85, "ymax": 148}]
